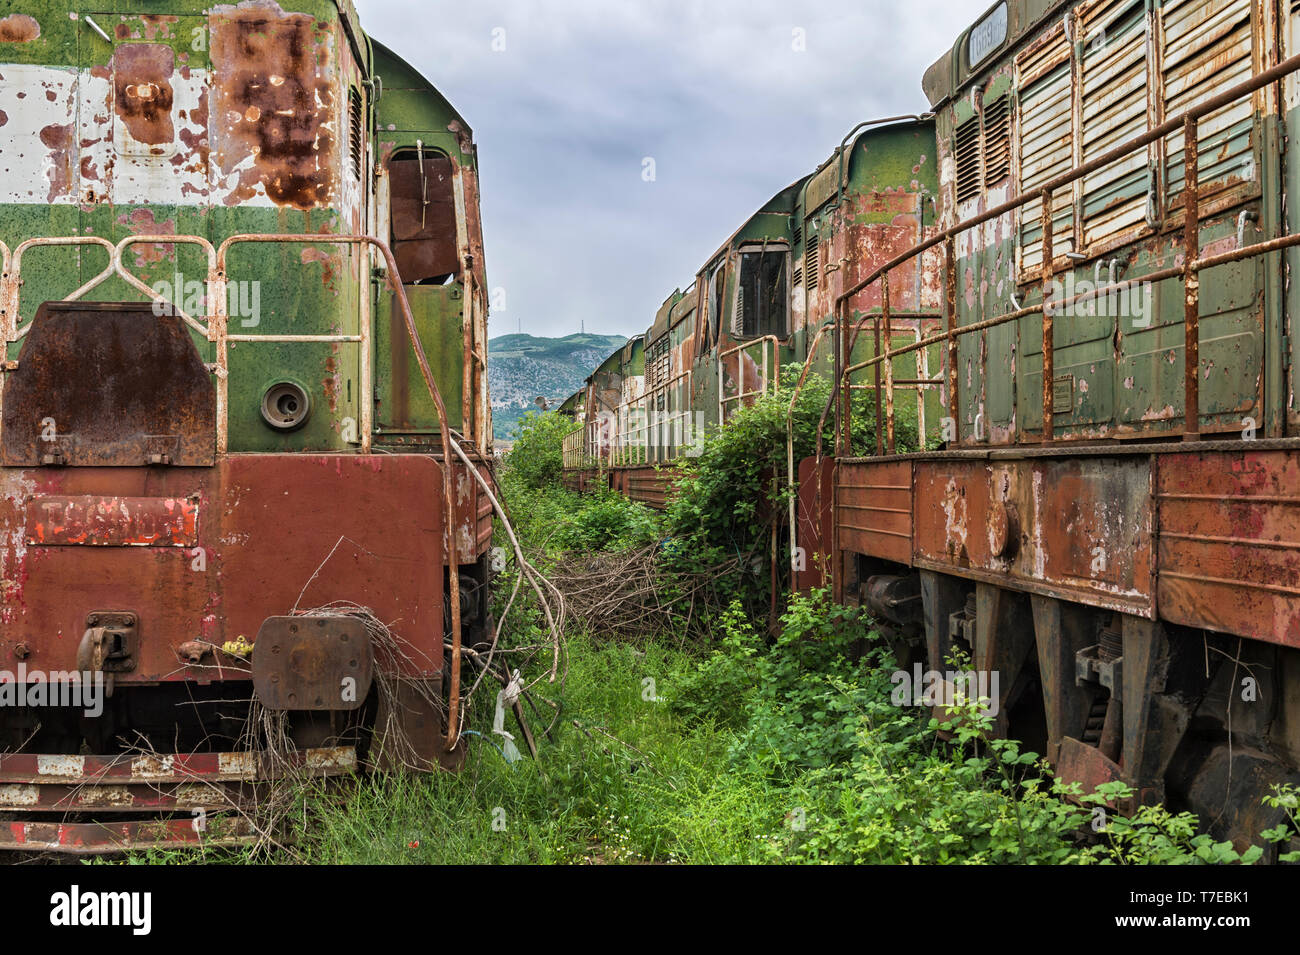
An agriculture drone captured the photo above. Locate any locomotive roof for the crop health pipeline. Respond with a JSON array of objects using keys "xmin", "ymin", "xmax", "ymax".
[
  {"xmin": 370, "ymin": 37, "xmax": 472, "ymax": 137},
  {"xmin": 922, "ymin": 0, "xmax": 1071, "ymax": 108}
]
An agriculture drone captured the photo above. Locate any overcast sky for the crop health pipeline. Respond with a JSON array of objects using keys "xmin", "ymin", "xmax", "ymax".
[{"xmin": 354, "ymin": 0, "xmax": 981, "ymax": 340}]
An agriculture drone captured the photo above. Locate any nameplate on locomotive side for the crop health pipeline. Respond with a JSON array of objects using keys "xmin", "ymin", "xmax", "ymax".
[{"xmin": 25, "ymin": 496, "xmax": 199, "ymax": 547}]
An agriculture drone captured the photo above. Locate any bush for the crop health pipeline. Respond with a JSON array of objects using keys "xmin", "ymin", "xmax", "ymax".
[
  {"xmin": 501, "ymin": 410, "xmax": 576, "ymax": 490},
  {"xmin": 552, "ymin": 486, "xmax": 661, "ymax": 552}
]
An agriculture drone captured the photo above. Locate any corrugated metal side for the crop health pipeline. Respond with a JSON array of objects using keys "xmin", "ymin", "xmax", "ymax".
[
  {"xmin": 836, "ymin": 459, "xmax": 913, "ymax": 564},
  {"xmin": 1156, "ymin": 448, "xmax": 1300, "ymax": 648}
]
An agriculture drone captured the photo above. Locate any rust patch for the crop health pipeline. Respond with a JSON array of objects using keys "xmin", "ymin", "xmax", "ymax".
[
  {"xmin": 38, "ymin": 123, "xmax": 74, "ymax": 202},
  {"xmin": 300, "ymin": 246, "xmax": 337, "ymax": 286},
  {"xmin": 0, "ymin": 14, "xmax": 40, "ymax": 43},
  {"xmin": 0, "ymin": 110, "xmax": 7, "ymax": 127},
  {"xmin": 211, "ymin": 6, "xmax": 336, "ymax": 210},
  {"xmin": 113, "ymin": 44, "xmax": 176, "ymax": 147}
]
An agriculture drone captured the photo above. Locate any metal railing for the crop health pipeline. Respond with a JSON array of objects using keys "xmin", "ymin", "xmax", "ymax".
[
  {"xmin": 820, "ymin": 49, "xmax": 1300, "ymax": 458},
  {"xmin": 0, "ymin": 229, "xmax": 472, "ymax": 749},
  {"xmin": 615, "ymin": 368, "xmax": 693, "ymax": 466},
  {"xmin": 0, "ymin": 231, "xmax": 397, "ymax": 454},
  {"xmin": 719, "ymin": 335, "xmax": 780, "ymax": 423},
  {"xmin": 561, "ymin": 425, "xmax": 586, "ymax": 469}
]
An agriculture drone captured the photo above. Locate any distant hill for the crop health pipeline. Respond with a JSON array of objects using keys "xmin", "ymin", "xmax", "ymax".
[{"xmin": 488, "ymin": 332, "xmax": 627, "ymax": 441}]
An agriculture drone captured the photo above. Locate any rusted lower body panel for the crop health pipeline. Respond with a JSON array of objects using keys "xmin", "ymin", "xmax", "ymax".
[
  {"xmin": 909, "ymin": 455, "xmax": 1154, "ymax": 617},
  {"xmin": 795, "ymin": 455, "xmax": 833, "ymax": 592},
  {"xmin": 1157, "ymin": 449, "xmax": 1300, "ymax": 648},
  {"xmin": 839, "ymin": 446, "xmax": 1300, "ymax": 644},
  {"xmin": 611, "ymin": 465, "xmax": 677, "ymax": 510},
  {"xmin": 837, "ymin": 458, "xmax": 914, "ymax": 566},
  {"xmin": 561, "ymin": 469, "xmax": 590, "ymax": 494},
  {"xmin": 444, "ymin": 449, "xmax": 495, "ymax": 559},
  {"xmin": 0, "ymin": 454, "xmax": 446, "ymax": 679}
]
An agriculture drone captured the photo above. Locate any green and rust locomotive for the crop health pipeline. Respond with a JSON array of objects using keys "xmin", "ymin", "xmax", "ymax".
[
  {"xmin": 0, "ymin": 1, "xmax": 493, "ymax": 851},
  {"xmin": 563, "ymin": 0, "xmax": 1300, "ymax": 850}
]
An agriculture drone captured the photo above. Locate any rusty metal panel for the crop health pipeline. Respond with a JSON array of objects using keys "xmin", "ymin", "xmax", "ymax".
[
  {"xmin": 796, "ymin": 455, "xmax": 834, "ymax": 591},
  {"xmin": 25, "ymin": 495, "xmax": 198, "ymax": 547},
  {"xmin": 0, "ymin": 302, "xmax": 215, "ymax": 467},
  {"xmin": 112, "ymin": 42, "xmax": 177, "ymax": 154},
  {"xmin": 912, "ymin": 455, "xmax": 1154, "ymax": 615},
  {"xmin": 0, "ymin": 455, "xmax": 445, "ymax": 681},
  {"xmin": 623, "ymin": 465, "xmax": 676, "ymax": 510},
  {"xmin": 0, "ymin": 817, "xmax": 256, "ymax": 854},
  {"xmin": 252, "ymin": 615, "xmax": 373, "ymax": 711},
  {"xmin": 389, "ymin": 154, "xmax": 459, "ymax": 282},
  {"xmin": 210, "ymin": 4, "xmax": 338, "ymax": 210},
  {"xmin": 1156, "ymin": 448, "xmax": 1300, "ymax": 647},
  {"xmin": 836, "ymin": 458, "xmax": 913, "ymax": 564}
]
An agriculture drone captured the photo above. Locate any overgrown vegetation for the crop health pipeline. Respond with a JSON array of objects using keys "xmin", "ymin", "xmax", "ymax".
[{"xmin": 116, "ymin": 391, "xmax": 1295, "ymax": 865}]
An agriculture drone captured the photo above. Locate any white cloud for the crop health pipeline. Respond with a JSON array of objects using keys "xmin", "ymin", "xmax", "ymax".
[{"xmin": 354, "ymin": 0, "xmax": 982, "ymax": 337}]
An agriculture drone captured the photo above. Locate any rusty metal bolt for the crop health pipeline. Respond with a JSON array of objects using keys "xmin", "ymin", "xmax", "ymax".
[{"xmin": 13, "ymin": 643, "xmax": 29, "ymax": 660}]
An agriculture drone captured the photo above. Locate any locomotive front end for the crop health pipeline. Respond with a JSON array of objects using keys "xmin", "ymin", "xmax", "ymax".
[{"xmin": 0, "ymin": 2, "xmax": 493, "ymax": 852}]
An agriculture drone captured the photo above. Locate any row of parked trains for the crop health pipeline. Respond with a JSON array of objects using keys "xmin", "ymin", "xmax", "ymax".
[
  {"xmin": 559, "ymin": 0, "xmax": 1300, "ymax": 851},
  {"xmin": 0, "ymin": 0, "xmax": 493, "ymax": 850}
]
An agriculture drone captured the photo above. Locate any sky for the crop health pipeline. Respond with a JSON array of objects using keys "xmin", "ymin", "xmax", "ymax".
[{"xmin": 353, "ymin": 0, "xmax": 983, "ymax": 340}]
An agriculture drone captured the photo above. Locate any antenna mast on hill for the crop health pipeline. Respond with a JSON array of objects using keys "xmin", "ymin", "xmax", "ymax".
[{"xmin": 581, "ymin": 319, "xmax": 584, "ymax": 335}]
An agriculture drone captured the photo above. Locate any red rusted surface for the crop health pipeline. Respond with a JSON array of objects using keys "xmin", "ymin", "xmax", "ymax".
[
  {"xmin": 112, "ymin": 43, "xmax": 175, "ymax": 148},
  {"xmin": 795, "ymin": 455, "xmax": 833, "ymax": 592},
  {"xmin": 1055, "ymin": 735, "xmax": 1128, "ymax": 807},
  {"xmin": 0, "ymin": 817, "xmax": 256, "ymax": 853},
  {"xmin": 837, "ymin": 458, "xmax": 913, "ymax": 565},
  {"xmin": 251, "ymin": 615, "xmax": 372, "ymax": 711},
  {"xmin": 210, "ymin": 4, "xmax": 336, "ymax": 210},
  {"xmin": 0, "ymin": 747, "xmax": 354, "ymax": 785},
  {"xmin": 443, "ymin": 449, "xmax": 495, "ymax": 558},
  {"xmin": 389, "ymin": 154, "xmax": 459, "ymax": 283},
  {"xmin": 0, "ymin": 302, "xmax": 216, "ymax": 468},
  {"xmin": 618, "ymin": 465, "xmax": 677, "ymax": 510},
  {"xmin": 25, "ymin": 496, "xmax": 198, "ymax": 547},
  {"xmin": 909, "ymin": 455, "xmax": 1154, "ymax": 616},
  {"xmin": 1157, "ymin": 448, "xmax": 1300, "ymax": 647},
  {"xmin": 0, "ymin": 454, "xmax": 446, "ymax": 680}
]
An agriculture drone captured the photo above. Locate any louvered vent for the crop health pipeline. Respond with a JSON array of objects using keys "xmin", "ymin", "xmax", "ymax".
[
  {"xmin": 348, "ymin": 87, "xmax": 363, "ymax": 181},
  {"xmin": 731, "ymin": 291, "xmax": 744, "ymax": 336},
  {"xmin": 805, "ymin": 237, "xmax": 819, "ymax": 290},
  {"xmin": 954, "ymin": 117, "xmax": 982, "ymax": 203},
  {"xmin": 792, "ymin": 223, "xmax": 802, "ymax": 247},
  {"xmin": 982, "ymin": 96, "xmax": 1011, "ymax": 185},
  {"xmin": 793, "ymin": 266, "xmax": 804, "ymax": 287}
]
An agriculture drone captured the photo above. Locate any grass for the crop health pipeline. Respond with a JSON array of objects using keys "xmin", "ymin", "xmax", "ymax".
[{"xmin": 98, "ymin": 410, "xmax": 1295, "ymax": 865}]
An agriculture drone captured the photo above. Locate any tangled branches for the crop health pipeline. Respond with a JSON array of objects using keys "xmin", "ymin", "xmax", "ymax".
[{"xmin": 548, "ymin": 544, "xmax": 745, "ymax": 642}]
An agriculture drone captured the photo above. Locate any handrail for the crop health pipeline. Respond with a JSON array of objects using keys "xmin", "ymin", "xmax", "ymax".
[
  {"xmin": 0, "ymin": 230, "xmax": 467, "ymax": 751},
  {"xmin": 815, "ymin": 47, "xmax": 1300, "ymax": 459},
  {"xmin": 719, "ymin": 334, "xmax": 780, "ymax": 423},
  {"xmin": 7, "ymin": 236, "xmax": 117, "ymax": 340},
  {"xmin": 615, "ymin": 367, "xmax": 692, "ymax": 465},
  {"xmin": 114, "ymin": 234, "xmax": 215, "ymax": 337}
]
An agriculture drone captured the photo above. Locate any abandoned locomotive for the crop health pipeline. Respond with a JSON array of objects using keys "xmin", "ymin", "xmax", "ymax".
[{"xmin": 0, "ymin": 0, "xmax": 492, "ymax": 850}]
